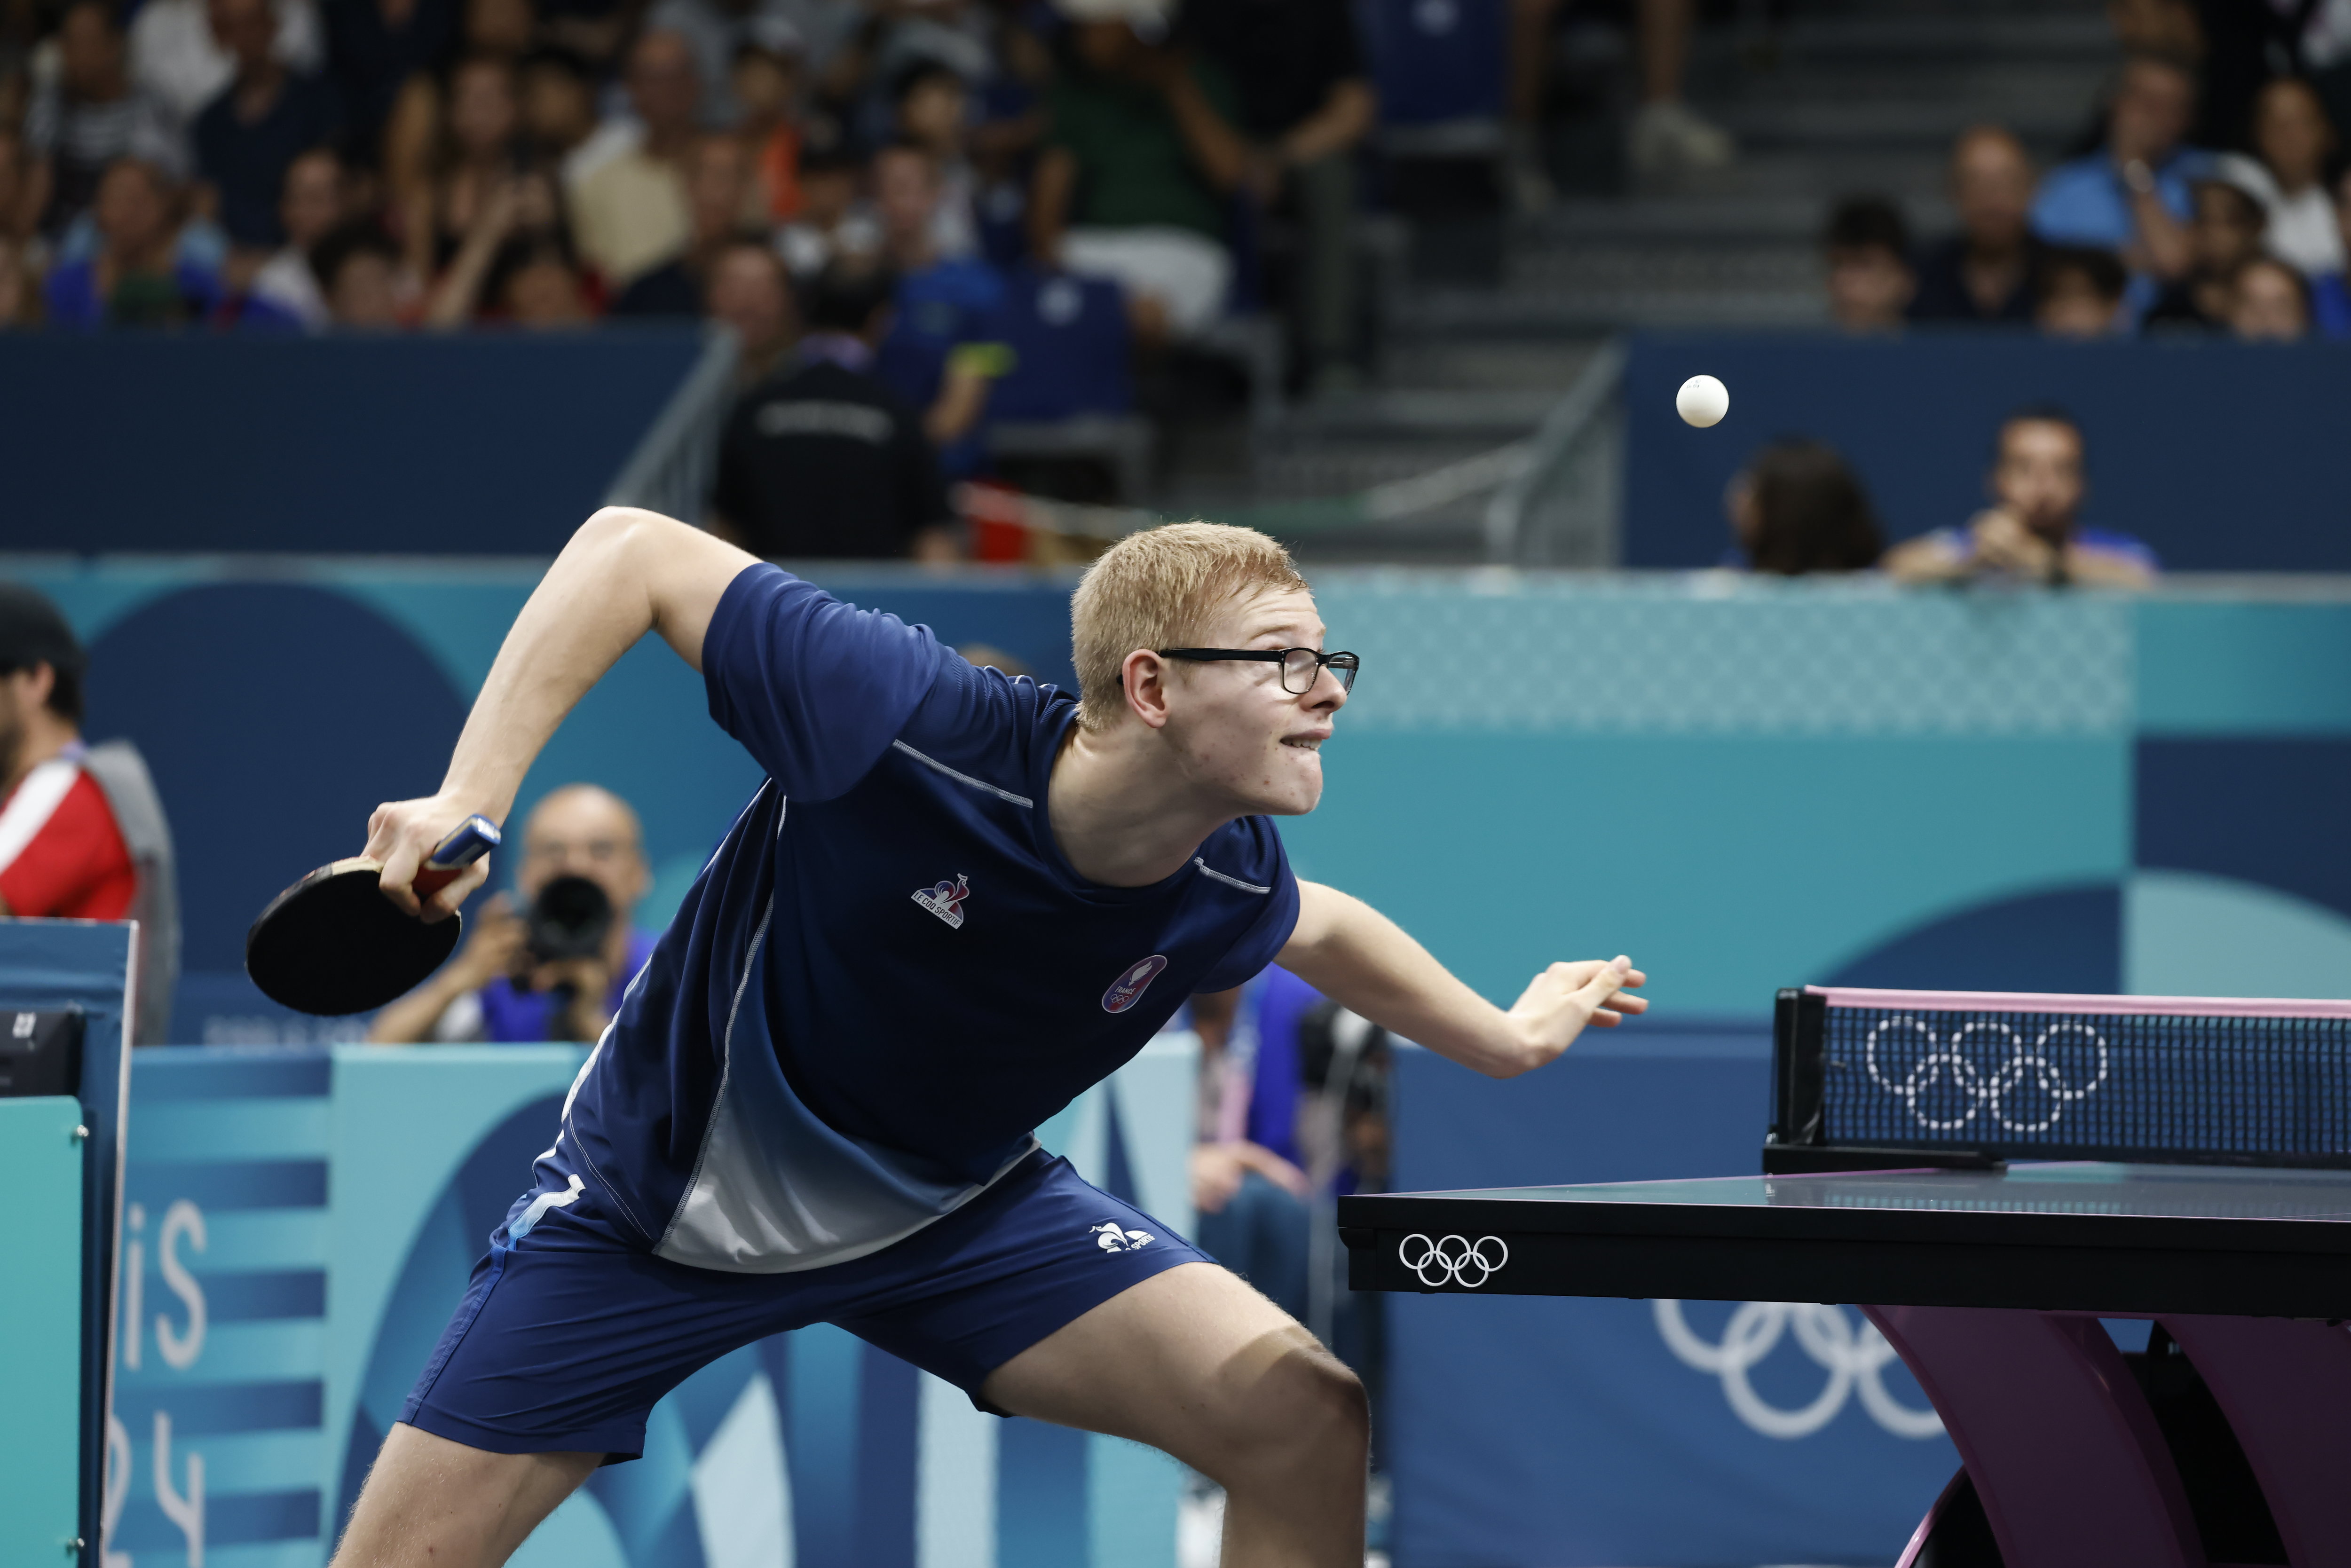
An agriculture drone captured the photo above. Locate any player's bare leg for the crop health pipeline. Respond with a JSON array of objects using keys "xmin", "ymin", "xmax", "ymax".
[
  {"xmin": 328, "ymin": 1422, "xmax": 600, "ymax": 1568},
  {"xmin": 985, "ymin": 1261, "xmax": 1369, "ymax": 1568}
]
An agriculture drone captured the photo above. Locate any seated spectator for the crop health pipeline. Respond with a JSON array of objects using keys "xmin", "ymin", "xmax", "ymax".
[
  {"xmin": 249, "ymin": 142, "xmax": 345, "ymax": 324},
  {"xmin": 2219, "ymin": 77, "xmax": 2344, "ymax": 280},
  {"xmin": 642, "ymin": 0, "xmax": 813, "ymax": 128},
  {"xmin": 396, "ymin": 53, "xmax": 523, "ymax": 283},
  {"xmin": 191, "ymin": 0, "xmax": 345, "ymax": 255},
  {"xmin": 2035, "ymin": 245, "xmax": 2129, "ymax": 338},
  {"xmin": 1822, "ymin": 196, "xmax": 1916, "ymax": 332},
  {"xmin": 2031, "ymin": 52, "xmax": 2209, "ymax": 314},
  {"xmin": 703, "ymin": 233, "xmax": 798, "ymax": 384},
  {"xmin": 612, "ymin": 131, "xmax": 753, "ymax": 315},
  {"xmin": 2144, "ymin": 173, "xmax": 2265, "ymax": 331},
  {"xmin": 319, "ymin": 0, "xmax": 460, "ymax": 176},
  {"xmin": 873, "ymin": 138, "xmax": 1005, "ymax": 468},
  {"xmin": 22, "ymin": 0, "xmax": 188, "ymax": 239},
  {"xmin": 1884, "ymin": 405, "xmax": 2158, "ymax": 589},
  {"xmin": 1029, "ymin": 0, "xmax": 1247, "ymax": 343},
  {"xmin": 2228, "ymin": 254, "xmax": 2312, "ymax": 340},
  {"xmin": 422, "ymin": 165, "xmax": 579, "ymax": 323},
  {"xmin": 569, "ymin": 28, "xmax": 697, "ymax": 289},
  {"xmin": 893, "ymin": 59, "xmax": 980, "ymax": 258},
  {"xmin": 712, "ymin": 260, "xmax": 960, "ymax": 560},
  {"xmin": 379, "ymin": 0, "xmax": 539, "ymax": 204},
  {"xmin": 1910, "ymin": 126, "xmax": 2043, "ymax": 325},
  {"xmin": 368, "ymin": 783, "xmax": 656, "ymax": 1044},
  {"xmin": 1190, "ymin": 975, "xmax": 1313, "ymax": 1323},
  {"xmin": 44, "ymin": 157, "xmax": 223, "ymax": 326},
  {"xmin": 0, "ymin": 583, "xmax": 178, "ymax": 1044},
  {"xmin": 1722, "ymin": 440, "xmax": 1884, "ymax": 574},
  {"xmin": 496, "ymin": 234, "xmax": 591, "ymax": 324},
  {"xmin": 1182, "ymin": 0, "xmax": 1373, "ymax": 389},
  {"xmin": 734, "ymin": 33, "xmax": 807, "ymax": 222},
  {"xmin": 518, "ymin": 46, "xmax": 595, "ymax": 165},
  {"xmin": 312, "ymin": 216, "xmax": 407, "ymax": 324},
  {"xmin": 131, "ymin": 0, "xmax": 324, "ymax": 138},
  {"xmin": 775, "ymin": 141, "xmax": 878, "ymax": 280}
]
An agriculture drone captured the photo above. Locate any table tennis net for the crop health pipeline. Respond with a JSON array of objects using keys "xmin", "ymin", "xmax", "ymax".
[{"xmin": 1772, "ymin": 987, "xmax": 2351, "ymax": 1166}]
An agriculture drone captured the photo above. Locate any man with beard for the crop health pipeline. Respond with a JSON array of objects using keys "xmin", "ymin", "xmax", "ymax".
[{"xmin": 0, "ymin": 584, "xmax": 179, "ymax": 1043}]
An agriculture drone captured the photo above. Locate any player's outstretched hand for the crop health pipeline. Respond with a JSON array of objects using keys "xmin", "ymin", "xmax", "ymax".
[
  {"xmin": 1501, "ymin": 956, "xmax": 1648, "ymax": 1075},
  {"xmin": 364, "ymin": 796, "xmax": 497, "ymax": 922}
]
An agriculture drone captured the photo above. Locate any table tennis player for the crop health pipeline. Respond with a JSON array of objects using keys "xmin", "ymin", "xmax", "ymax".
[{"xmin": 330, "ymin": 512, "xmax": 1647, "ymax": 1568}]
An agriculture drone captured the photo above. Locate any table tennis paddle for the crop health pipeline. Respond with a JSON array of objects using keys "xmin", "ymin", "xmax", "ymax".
[{"xmin": 244, "ymin": 816, "xmax": 502, "ymax": 1016}]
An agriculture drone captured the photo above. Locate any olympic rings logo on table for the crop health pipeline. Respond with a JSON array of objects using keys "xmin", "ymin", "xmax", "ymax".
[
  {"xmin": 1653, "ymin": 1300, "xmax": 1944, "ymax": 1440},
  {"xmin": 1864, "ymin": 1014, "xmax": 2112, "ymax": 1134},
  {"xmin": 1397, "ymin": 1233, "xmax": 1509, "ymax": 1288}
]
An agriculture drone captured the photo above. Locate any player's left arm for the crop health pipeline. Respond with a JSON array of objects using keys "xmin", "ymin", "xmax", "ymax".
[{"xmin": 1275, "ymin": 880, "xmax": 1645, "ymax": 1079}]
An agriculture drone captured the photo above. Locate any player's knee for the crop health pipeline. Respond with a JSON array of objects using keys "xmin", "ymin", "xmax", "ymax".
[{"xmin": 1223, "ymin": 1344, "xmax": 1368, "ymax": 1473}]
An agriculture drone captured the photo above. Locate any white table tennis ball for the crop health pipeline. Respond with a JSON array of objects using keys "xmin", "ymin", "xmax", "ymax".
[{"xmin": 1676, "ymin": 374, "xmax": 1729, "ymax": 428}]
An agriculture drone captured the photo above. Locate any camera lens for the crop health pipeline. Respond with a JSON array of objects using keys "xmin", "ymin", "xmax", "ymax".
[{"xmin": 526, "ymin": 875, "xmax": 615, "ymax": 963}]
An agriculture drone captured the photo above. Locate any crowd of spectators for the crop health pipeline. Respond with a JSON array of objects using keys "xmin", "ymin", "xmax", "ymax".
[
  {"xmin": 1721, "ymin": 406, "xmax": 2159, "ymax": 590},
  {"xmin": 1823, "ymin": 12, "xmax": 2351, "ymax": 347},
  {"xmin": 0, "ymin": 0, "xmax": 1392, "ymax": 542}
]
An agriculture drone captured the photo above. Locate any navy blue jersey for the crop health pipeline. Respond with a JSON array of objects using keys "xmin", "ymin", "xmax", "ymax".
[{"xmin": 548, "ymin": 565, "xmax": 1299, "ymax": 1273}]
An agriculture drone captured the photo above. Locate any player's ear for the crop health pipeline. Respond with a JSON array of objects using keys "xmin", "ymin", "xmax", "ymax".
[{"xmin": 1122, "ymin": 648, "xmax": 1174, "ymax": 730}]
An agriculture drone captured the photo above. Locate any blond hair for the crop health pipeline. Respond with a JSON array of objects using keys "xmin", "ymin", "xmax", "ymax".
[{"xmin": 1071, "ymin": 522, "xmax": 1309, "ymax": 731}]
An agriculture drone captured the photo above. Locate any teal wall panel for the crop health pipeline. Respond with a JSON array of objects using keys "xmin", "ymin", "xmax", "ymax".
[
  {"xmin": 1284, "ymin": 733, "xmax": 2132, "ymax": 1016},
  {"xmin": 0, "ymin": 1097, "xmax": 85, "ymax": 1562},
  {"xmin": 2136, "ymin": 599, "xmax": 2351, "ymax": 734}
]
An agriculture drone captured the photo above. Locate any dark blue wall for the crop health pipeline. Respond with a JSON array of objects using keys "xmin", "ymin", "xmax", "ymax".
[
  {"xmin": 0, "ymin": 331, "xmax": 704, "ymax": 554},
  {"xmin": 1624, "ymin": 332, "xmax": 2351, "ymax": 572}
]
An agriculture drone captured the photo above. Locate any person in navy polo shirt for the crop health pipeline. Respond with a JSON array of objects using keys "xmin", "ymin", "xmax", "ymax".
[{"xmin": 331, "ymin": 514, "xmax": 1647, "ymax": 1566}]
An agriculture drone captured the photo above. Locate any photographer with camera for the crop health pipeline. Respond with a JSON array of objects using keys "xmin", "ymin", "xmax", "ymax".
[{"xmin": 366, "ymin": 783, "xmax": 657, "ymax": 1045}]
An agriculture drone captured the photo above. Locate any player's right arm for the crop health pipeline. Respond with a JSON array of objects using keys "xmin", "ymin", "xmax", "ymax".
[{"xmin": 365, "ymin": 507, "xmax": 755, "ymax": 917}]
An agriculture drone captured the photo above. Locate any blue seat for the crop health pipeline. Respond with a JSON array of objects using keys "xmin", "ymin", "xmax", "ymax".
[
  {"xmin": 1358, "ymin": 0, "xmax": 1506, "ymax": 128},
  {"xmin": 988, "ymin": 268, "xmax": 1134, "ymax": 421}
]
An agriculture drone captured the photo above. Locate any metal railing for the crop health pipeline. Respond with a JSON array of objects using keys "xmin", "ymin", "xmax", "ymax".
[
  {"xmin": 602, "ymin": 324, "xmax": 742, "ymax": 522},
  {"xmin": 1483, "ymin": 337, "xmax": 1626, "ymax": 567}
]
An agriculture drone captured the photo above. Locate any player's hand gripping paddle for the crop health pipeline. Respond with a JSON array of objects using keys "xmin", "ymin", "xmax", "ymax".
[{"xmin": 244, "ymin": 816, "xmax": 502, "ymax": 1015}]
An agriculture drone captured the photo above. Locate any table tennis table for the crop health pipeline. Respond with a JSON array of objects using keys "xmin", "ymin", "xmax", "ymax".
[{"xmin": 1340, "ymin": 989, "xmax": 2351, "ymax": 1568}]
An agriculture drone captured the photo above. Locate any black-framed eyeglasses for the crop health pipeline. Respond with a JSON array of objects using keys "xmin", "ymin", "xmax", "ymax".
[{"xmin": 1158, "ymin": 647, "xmax": 1360, "ymax": 695}]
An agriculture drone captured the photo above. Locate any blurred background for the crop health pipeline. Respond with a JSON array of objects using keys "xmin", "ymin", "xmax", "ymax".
[{"xmin": 6, "ymin": 0, "xmax": 2351, "ymax": 1563}]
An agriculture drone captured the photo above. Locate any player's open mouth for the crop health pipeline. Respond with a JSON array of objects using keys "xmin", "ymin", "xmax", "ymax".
[{"xmin": 1281, "ymin": 736, "xmax": 1325, "ymax": 751}]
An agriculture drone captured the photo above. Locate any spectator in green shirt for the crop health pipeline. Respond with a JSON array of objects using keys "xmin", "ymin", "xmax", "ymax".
[{"xmin": 1027, "ymin": 0, "xmax": 1248, "ymax": 344}]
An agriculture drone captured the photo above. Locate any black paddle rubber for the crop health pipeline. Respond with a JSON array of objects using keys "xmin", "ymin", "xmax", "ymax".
[{"xmin": 245, "ymin": 857, "xmax": 465, "ymax": 1016}]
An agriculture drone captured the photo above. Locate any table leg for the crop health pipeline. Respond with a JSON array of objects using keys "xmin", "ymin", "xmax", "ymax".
[
  {"xmin": 1862, "ymin": 1304, "xmax": 2205, "ymax": 1568},
  {"xmin": 2160, "ymin": 1314, "xmax": 2351, "ymax": 1568}
]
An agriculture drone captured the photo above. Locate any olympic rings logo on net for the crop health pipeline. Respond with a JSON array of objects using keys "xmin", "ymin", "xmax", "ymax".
[
  {"xmin": 1864, "ymin": 1015, "xmax": 2111, "ymax": 1134},
  {"xmin": 1653, "ymin": 1300, "xmax": 1944, "ymax": 1440},
  {"xmin": 1397, "ymin": 1232, "xmax": 1509, "ymax": 1288}
]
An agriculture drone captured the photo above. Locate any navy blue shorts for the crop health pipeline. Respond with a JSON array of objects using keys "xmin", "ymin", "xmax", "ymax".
[{"xmin": 400, "ymin": 1148, "xmax": 1205, "ymax": 1459}]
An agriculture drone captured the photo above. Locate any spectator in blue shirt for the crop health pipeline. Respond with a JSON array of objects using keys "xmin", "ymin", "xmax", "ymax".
[
  {"xmin": 1884, "ymin": 405, "xmax": 2158, "ymax": 589},
  {"xmin": 873, "ymin": 137, "xmax": 1008, "ymax": 476},
  {"xmin": 44, "ymin": 156, "xmax": 225, "ymax": 326},
  {"xmin": 368, "ymin": 783, "xmax": 659, "ymax": 1044},
  {"xmin": 2030, "ymin": 53, "xmax": 2209, "ymax": 316}
]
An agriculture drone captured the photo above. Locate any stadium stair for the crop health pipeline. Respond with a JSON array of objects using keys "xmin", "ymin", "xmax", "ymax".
[{"xmin": 1158, "ymin": 0, "xmax": 2116, "ymax": 565}]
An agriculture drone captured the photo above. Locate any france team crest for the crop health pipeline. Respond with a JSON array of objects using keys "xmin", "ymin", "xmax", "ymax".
[
  {"xmin": 1100, "ymin": 954, "xmax": 1168, "ymax": 1013},
  {"xmin": 914, "ymin": 875, "xmax": 970, "ymax": 929}
]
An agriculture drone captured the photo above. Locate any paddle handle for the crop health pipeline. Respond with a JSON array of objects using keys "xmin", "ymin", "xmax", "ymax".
[{"xmin": 413, "ymin": 815, "xmax": 502, "ymax": 900}]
